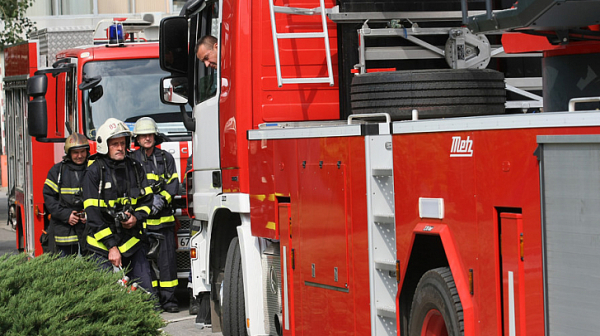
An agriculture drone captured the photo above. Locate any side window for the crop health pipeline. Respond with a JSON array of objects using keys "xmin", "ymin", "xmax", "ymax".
[
  {"xmin": 54, "ymin": 72, "xmax": 67, "ymax": 137},
  {"xmin": 50, "ymin": 66, "xmax": 77, "ymax": 138},
  {"xmin": 65, "ymin": 70, "xmax": 76, "ymax": 134},
  {"xmin": 195, "ymin": 1, "xmax": 219, "ymax": 104}
]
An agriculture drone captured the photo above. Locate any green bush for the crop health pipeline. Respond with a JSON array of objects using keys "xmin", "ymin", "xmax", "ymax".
[{"xmin": 0, "ymin": 253, "xmax": 166, "ymax": 335}]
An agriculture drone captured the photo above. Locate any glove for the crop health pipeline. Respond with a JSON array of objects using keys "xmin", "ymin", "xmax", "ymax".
[{"xmin": 151, "ymin": 195, "xmax": 165, "ymax": 215}]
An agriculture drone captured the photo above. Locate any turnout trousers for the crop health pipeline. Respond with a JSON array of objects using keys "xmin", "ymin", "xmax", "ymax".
[
  {"xmin": 150, "ymin": 226, "xmax": 179, "ymax": 309},
  {"xmin": 93, "ymin": 247, "xmax": 156, "ymax": 296}
]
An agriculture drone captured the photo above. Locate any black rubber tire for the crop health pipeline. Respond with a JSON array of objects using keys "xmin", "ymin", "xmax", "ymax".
[
  {"xmin": 222, "ymin": 237, "xmax": 247, "ymax": 336},
  {"xmin": 408, "ymin": 267, "xmax": 464, "ymax": 336},
  {"xmin": 351, "ymin": 69, "xmax": 505, "ymax": 120}
]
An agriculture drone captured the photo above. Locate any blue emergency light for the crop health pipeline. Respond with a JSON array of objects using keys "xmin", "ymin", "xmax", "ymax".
[{"xmin": 108, "ymin": 19, "xmax": 126, "ymax": 44}]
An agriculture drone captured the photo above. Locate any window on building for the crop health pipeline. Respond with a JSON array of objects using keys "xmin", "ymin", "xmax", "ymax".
[
  {"xmin": 27, "ymin": 0, "xmax": 176, "ymax": 16},
  {"xmin": 61, "ymin": 0, "xmax": 93, "ymax": 15}
]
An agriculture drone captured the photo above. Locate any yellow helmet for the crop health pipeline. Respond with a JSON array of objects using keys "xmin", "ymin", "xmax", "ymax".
[
  {"xmin": 133, "ymin": 117, "xmax": 164, "ymax": 145},
  {"xmin": 96, "ymin": 118, "xmax": 132, "ymax": 155},
  {"xmin": 64, "ymin": 133, "xmax": 90, "ymax": 154}
]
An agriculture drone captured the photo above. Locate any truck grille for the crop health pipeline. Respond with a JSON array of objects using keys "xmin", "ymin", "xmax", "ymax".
[
  {"xmin": 176, "ymin": 250, "xmax": 190, "ymax": 270},
  {"xmin": 177, "ymin": 216, "xmax": 191, "ymax": 231}
]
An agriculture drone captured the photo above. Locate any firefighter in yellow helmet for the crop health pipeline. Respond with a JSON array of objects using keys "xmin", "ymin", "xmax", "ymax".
[
  {"xmin": 131, "ymin": 117, "xmax": 181, "ymax": 313},
  {"xmin": 82, "ymin": 118, "xmax": 155, "ymax": 295},
  {"xmin": 42, "ymin": 133, "xmax": 89, "ymax": 256}
]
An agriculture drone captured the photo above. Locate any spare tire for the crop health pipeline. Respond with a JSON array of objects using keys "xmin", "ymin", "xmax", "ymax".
[{"xmin": 351, "ymin": 69, "xmax": 505, "ymax": 120}]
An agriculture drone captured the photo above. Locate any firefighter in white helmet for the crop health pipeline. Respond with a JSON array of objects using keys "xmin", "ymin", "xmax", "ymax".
[
  {"xmin": 42, "ymin": 133, "xmax": 89, "ymax": 256},
  {"xmin": 131, "ymin": 117, "xmax": 180, "ymax": 313},
  {"xmin": 82, "ymin": 118, "xmax": 155, "ymax": 295}
]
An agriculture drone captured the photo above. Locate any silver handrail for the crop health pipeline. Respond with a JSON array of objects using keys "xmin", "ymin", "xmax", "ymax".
[{"xmin": 568, "ymin": 97, "xmax": 600, "ymax": 111}]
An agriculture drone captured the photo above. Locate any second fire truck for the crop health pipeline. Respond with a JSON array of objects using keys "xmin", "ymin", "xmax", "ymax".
[{"xmin": 4, "ymin": 21, "xmax": 192, "ymax": 278}]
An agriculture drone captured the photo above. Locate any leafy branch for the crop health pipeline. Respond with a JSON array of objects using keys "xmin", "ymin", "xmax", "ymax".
[{"xmin": 0, "ymin": 0, "xmax": 36, "ymax": 50}]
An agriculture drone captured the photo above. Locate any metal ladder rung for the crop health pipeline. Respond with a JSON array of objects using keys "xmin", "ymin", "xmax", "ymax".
[
  {"xmin": 281, "ymin": 77, "xmax": 332, "ymax": 85},
  {"xmin": 273, "ymin": 5, "xmax": 322, "ymax": 15},
  {"xmin": 372, "ymin": 168, "xmax": 393, "ymax": 176},
  {"xmin": 376, "ymin": 306, "xmax": 397, "ymax": 318},
  {"xmin": 373, "ymin": 213, "xmax": 394, "ymax": 224},
  {"xmin": 374, "ymin": 260, "xmax": 396, "ymax": 271},
  {"xmin": 276, "ymin": 32, "xmax": 326, "ymax": 39}
]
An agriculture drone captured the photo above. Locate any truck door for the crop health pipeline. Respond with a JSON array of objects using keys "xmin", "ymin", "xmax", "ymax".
[{"xmin": 499, "ymin": 212, "xmax": 525, "ymax": 336}]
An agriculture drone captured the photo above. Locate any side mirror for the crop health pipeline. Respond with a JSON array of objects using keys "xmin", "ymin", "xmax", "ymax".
[
  {"xmin": 160, "ymin": 76, "xmax": 188, "ymax": 105},
  {"xmin": 79, "ymin": 75, "xmax": 102, "ymax": 90},
  {"xmin": 159, "ymin": 16, "xmax": 189, "ymax": 74},
  {"xmin": 89, "ymin": 86, "xmax": 104, "ymax": 103},
  {"xmin": 26, "ymin": 75, "xmax": 48, "ymax": 138}
]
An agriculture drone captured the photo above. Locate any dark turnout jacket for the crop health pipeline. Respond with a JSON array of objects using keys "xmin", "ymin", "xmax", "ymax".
[
  {"xmin": 82, "ymin": 154, "xmax": 153, "ymax": 257},
  {"xmin": 43, "ymin": 159, "xmax": 87, "ymax": 246},
  {"xmin": 130, "ymin": 148, "xmax": 179, "ymax": 230}
]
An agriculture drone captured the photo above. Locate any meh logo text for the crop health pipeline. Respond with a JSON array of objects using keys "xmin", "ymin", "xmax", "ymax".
[{"xmin": 450, "ymin": 136, "xmax": 473, "ymax": 157}]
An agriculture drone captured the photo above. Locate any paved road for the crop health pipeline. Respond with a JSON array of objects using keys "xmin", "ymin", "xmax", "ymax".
[
  {"xmin": 0, "ymin": 187, "xmax": 17, "ymax": 258},
  {"xmin": 0, "ymin": 188, "xmax": 221, "ymax": 335}
]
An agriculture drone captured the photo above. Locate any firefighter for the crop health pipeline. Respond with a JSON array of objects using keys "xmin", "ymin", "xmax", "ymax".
[
  {"xmin": 131, "ymin": 117, "xmax": 180, "ymax": 313},
  {"xmin": 82, "ymin": 118, "xmax": 155, "ymax": 294},
  {"xmin": 195, "ymin": 35, "xmax": 218, "ymax": 69},
  {"xmin": 42, "ymin": 133, "xmax": 89, "ymax": 256}
]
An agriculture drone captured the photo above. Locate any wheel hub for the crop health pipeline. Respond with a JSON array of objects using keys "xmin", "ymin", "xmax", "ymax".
[{"xmin": 421, "ymin": 309, "xmax": 448, "ymax": 336}]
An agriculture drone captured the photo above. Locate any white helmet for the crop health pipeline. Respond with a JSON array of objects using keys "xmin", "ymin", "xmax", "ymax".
[
  {"xmin": 96, "ymin": 118, "xmax": 132, "ymax": 155},
  {"xmin": 133, "ymin": 117, "xmax": 164, "ymax": 145}
]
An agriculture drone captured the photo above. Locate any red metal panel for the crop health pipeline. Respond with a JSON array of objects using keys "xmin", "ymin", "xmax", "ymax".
[
  {"xmin": 273, "ymin": 139, "xmax": 298, "ymax": 199},
  {"xmin": 251, "ymin": 0, "xmax": 339, "ymax": 127},
  {"xmin": 502, "ymin": 32, "xmax": 600, "ymax": 55},
  {"xmin": 31, "ymin": 141, "xmax": 58, "ymax": 256},
  {"xmin": 249, "ymin": 138, "xmax": 278, "ymax": 239},
  {"xmin": 250, "ymin": 135, "xmax": 371, "ymax": 335},
  {"xmin": 293, "ymin": 137, "xmax": 358, "ymax": 335},
  {"xmin": 221, "ymin": 168, "xmax": 241, "ymax": 193},
  {"xmin": 298, "ymin": 162, "xmax": 349, "ymax": 289},
  {"xmin": 224, "ymin": 0, "xmax": 341, "ymax": 194},
  {"xmin": 58, "ymin": 43, "xmax": 158, "ymax": 61},
  {"xmin": 220, "ymin": 0, "xmax": 252, "ymax": 194},
  {"xmin": 500, "ymin": 213, "xmax": 526, "ymax": 336},
  {"xmin": 502, "ymin": 33, "xmax": 561, "ymax": 53},
  {"xmin": 394, "ymin": 131, "xmax": 478, "ymax": 334},
  {"xmin": 473, "ymin": 128, "xmax": 547, "ymax": 335}
]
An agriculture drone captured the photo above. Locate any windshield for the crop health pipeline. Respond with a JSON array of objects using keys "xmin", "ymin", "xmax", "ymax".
[{"xmin": 81, "ymin": 59, "xmax": 191, "ymax": 139}]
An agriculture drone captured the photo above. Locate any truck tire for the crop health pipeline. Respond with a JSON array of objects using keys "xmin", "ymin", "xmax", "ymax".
[
  {"xmin": 223, "ymin": 237, "xmax": 247, "ymax": 336},
  {"xmin": 408, "ymin": 267, "xmax": 464, "ymax": 336},
  {"xmin": 351, "ymin": 69, "xmax": 505, "ymax": 120}
]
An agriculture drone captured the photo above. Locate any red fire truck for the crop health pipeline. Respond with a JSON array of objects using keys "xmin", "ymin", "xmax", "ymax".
[
  {"xmin": 160, "ymin": 0, "xmax": 600, "ymax": 335},
  {"xmin": 4, "ymin": 22, "xmax": 192, "ymax": 278}
]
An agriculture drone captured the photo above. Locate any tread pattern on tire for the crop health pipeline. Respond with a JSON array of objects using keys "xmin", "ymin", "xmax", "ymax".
[
  {"xmin": 409, "ymin": 267, "xmax": 464, "ymax": 336},
  {"xmin": 351, "ymin": 69, "xmax": 506, "ymax": 120},
  {"xmin": 222, "ymin": 237, "xmax": 247, "ymax": 336}
]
